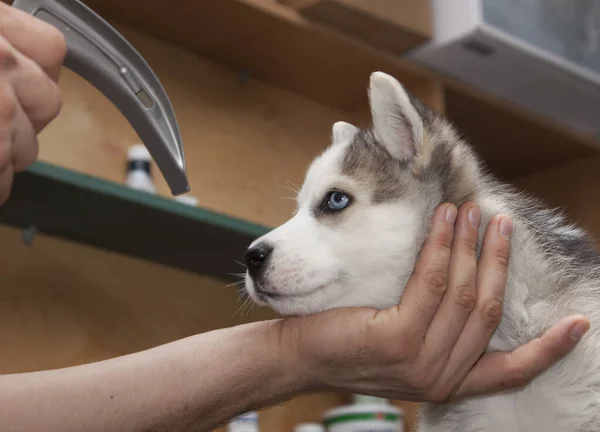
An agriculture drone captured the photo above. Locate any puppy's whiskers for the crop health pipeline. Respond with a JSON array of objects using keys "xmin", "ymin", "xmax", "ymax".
[
  {"xmin": 277, "ymin": 179, "xmax": 300, "ymax": 201},
  {"xmin": 223, "ymin": 279, "xmax": 245, "ymax": 289},
  {"xmin": 285, "ymin": 179, "xmax": 301, "ymax": 194},
  {"xmin": 233, "ymin": 289, "xmax": 250, "ymax": 318}
]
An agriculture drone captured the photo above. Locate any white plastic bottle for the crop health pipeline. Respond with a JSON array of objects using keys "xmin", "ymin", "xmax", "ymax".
[
  {"xmin": 175, "ymin": 195, "xmax": 199, "ymax": 206},
  {"xmin": 227, "ymin": 411, "xmax": 259, "ymax": 432},
  {"xmin": 125, "ymin": 144, "xmax": 156, "ymax": 194},
  {"xmin": 294, "ymin": 423, "xmax": 325, "ymax": 432}
]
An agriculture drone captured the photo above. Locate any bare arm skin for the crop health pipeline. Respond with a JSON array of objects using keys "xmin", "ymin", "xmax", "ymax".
[
  {"xmin": 0, "ymin": 4, "xmax": 590, "ymax": 431},
  {"xmin": 0, "ymin": 320, "xmax": 297, "ymax": 432}
]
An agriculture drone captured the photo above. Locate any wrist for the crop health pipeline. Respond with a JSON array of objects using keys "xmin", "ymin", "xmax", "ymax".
[
  {"xmin": 209, "ymin": 318, "xmax": 312, "ymax": 412},
  {"xmin": 264, "ymin": 318, "xmax": 315, "ymax": 396},
  {"xmin": 273, "ymin": 314, "xmax": 338, "ymax": 395},
  {"xmin": 274, "ymin": 307, "xmax": 386, "ymax": 395}
]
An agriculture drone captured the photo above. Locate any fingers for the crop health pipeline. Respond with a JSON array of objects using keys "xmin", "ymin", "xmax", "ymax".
[
  {"xmin": 0, "ymin": 85, "xmax": 37, "ymax": 195},
  {"xmin": 0, "ymin": 25, "xmax": 63, "ymax": 134},
  {"xmin": 398, "ymin": 203, "xmax": 457, "ymax": 339},
  {"xmin": 0, "ymin": 84, "xmax": 14, "ymax": 205},
  {"xmin": 11, "ymin": 52, "xmax": 63, "ymax": 133},
  {"xmin": 435, "ymin": 213, "xmax": 512, "ymax": 392},
  {"xmin": 0, "ymin": 159, "xmax": 13, "ymax": 205},
  {"xmin": 0, "ymin": 45, "xmax": 41, "ymax": 205},
  {"xmin": 0, "ymin": 3, "xmax": 67, "ymax": 82},
  {"xmin": 453, "ymin": 315, "xmax": 590, "ymax": 399},
  {"xmin": 11, "ymin": 107, "xmax": 38, "ymax": 173},
  {"xmin": 0, "ymin": 3, "xmax": 64, "ymax": 205},
  {"xmin": 421, "ymin": 203, "xmax": 481, "ymax": 360}
]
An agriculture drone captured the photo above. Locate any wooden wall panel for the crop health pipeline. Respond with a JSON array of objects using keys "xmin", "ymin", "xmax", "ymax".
[{"xmin": 515, "ymin": 155, "xmax": 600, "ymax": 241}]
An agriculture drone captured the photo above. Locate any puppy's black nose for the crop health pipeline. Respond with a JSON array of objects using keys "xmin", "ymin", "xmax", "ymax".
[{"xmin": 244, "ymin": 243, "xmax": 273, "ymax": 275}]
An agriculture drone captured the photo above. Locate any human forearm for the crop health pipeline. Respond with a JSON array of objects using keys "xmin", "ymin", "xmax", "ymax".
[{"xmin": 0, "ymin": 320, "xmax": 301, "ymax": 432}]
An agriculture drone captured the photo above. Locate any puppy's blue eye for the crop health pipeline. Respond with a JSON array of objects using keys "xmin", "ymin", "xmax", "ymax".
[{"xmin": 327, "ymin": 191, "xmax": 350, "ymax": 210}]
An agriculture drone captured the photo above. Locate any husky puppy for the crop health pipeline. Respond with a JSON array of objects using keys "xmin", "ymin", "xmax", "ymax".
[{"xmin": 243, "ymin": 71, "xmax": 600, "ymax": 432}]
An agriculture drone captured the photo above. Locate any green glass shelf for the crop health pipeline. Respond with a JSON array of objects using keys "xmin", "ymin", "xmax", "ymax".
[{"xmin": 0, "ymin": 162, "xmax": 270, "ymax": 281}]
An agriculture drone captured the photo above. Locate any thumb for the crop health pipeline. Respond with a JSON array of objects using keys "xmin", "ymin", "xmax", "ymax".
[{"xmin": 452, "ymin": 314, "xmax": 589, "ymax": 400}]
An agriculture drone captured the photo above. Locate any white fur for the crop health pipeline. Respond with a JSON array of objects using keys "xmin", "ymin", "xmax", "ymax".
[
  {"xmin": 332, "ymin": 121, "xmax": 359, "ymax": 144},
  {"xmin": 245, "ymin": 72, "xmax": 600, "ymax": 431}
]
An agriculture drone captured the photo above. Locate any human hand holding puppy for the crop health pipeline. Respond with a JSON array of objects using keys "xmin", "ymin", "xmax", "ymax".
[
  {"xmin": 0, "ymin": 3, "xmax": 589, "ymax": 431},
  {"xmin": 281, "ymin": 203, "xmax": 589, "ymax": 403}
]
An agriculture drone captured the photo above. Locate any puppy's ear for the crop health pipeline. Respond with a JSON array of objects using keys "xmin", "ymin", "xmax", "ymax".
[
  {"xmin": 368, "ymin": 72, "xmax": 424, "ymax": 162},
  {"xmin": 332, "ymin": 121, "xmax": 359, "ymax": 144}
]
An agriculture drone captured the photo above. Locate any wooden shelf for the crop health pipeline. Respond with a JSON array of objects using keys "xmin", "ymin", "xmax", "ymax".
[
  {"xmin": 78, "ymin": 0, "xmax": 435, "ymax": 113},
  {"xmin": 0, "ymin": 162, "xmax": 269, "ymax": 281},
  {"xmin": 443, "ymin": 87, "xmax": 599, "ymax": 180},
  {"xmin": 278, "ymin": 0, "xmax": 431, "ymax": 55}
]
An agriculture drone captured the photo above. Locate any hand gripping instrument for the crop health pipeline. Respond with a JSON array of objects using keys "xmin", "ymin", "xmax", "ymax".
[{"xmin": 11, "ymin": 0, "xmax": 190, "ymax": 196}]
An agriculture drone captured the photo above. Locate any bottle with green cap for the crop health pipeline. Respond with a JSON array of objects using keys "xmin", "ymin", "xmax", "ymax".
[{"xmin": 322, "ymin": 395, "xmax": 404, "ymax": 432}]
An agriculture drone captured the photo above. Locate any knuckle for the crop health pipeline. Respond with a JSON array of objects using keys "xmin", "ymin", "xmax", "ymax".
[
  {"xmin": 14, "ymin": 139, "xmax": 38, "ymax": 173},
  {"xmin": 535, "ymin": 337, "xmax": 564, "ymax": 364},
  {"xmin": 19, "ymin": 61, "xmax": 63, "ymax": 127},
  {"xmin": 453, "ymin": 282, "xmax": 477, "ymax": 311},
  {"xmin": 0, "ymin": 36, "xmax": 16, "ymax": 70},
  {"xmin": 547, "ymin": 344, "xmax": 565, "ymax": 363},
  {"xmin": 502, "ymin": 367, "xmax": 531, "ymax": 390},
  {"xmin": 494, "ymin": 246, "xmax": 511, "ymax": 268},
  {"xmin": 48, "ymin": 30, "xmax": 67, "ymax": 64},
  {"xmin": 45, "ymin": 81, "xmax": 63, "ymax": 119},
  {"xmin": 0, "ymin": 88, "xmax": 17, "ymax": 123},
  {"xmin": 0, "ymin": 140, "xmax": 11, "ymax": 172},
  {"xmin": 37, "ymin": 24, "xmax": 68, "ymax": 64},
  {"xmin": 462, "ymin": 236, "xmax": 479, "ymax": 255},
  {"xmin": 424, "ymin": 269, "xmax": 448, "ymax": 296},
  {"xmin": 481, "ymin": 298, "xmax": 504, "ymax": 330},
  {"xmin": 434, "ymin": 228, "xmax": 453, "ymax": 251},
  {"xmin": 0, "ymin": 45, "xmax": 16, "ymax": 70}
]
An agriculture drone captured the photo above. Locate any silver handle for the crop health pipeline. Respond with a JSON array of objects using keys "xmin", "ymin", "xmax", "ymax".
[{"xmin": 12, "ymin": 0, "xmax": 190, "ymax": 196}]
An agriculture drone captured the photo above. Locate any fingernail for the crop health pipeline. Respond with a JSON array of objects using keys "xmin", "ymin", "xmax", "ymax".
[
  {"xmin": 446, "ymin": 205, "xmax": 457, "ymax": 225},
  {"xmin": 499, "ymin": 216, "xmax": 513, "ymax": 240},
  {"xmin": 570, "ymin": 321, "xmax": 590, "ymax": 341},
  {"xmin": 468, "ymin": 207, "xmax": 480, "ymax": 228}
]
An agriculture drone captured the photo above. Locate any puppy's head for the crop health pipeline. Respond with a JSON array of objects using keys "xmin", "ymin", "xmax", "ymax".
[{"xmin": 244, "ymin": 72, "xmax": 479, "ymax": 316}]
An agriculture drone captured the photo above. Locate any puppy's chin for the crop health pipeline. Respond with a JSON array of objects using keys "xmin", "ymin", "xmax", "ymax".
[
  {"xmin": 244, "ymin": 273, "xmax": 340, "ymax": 317},
  {"xmin": 259, "ymin": 294, "xmax": 332, "ymax": 317}
]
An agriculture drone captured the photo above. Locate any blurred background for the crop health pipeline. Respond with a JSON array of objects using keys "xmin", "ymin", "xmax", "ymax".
[{"xmin": 1, "ymin": 1, "xmax": 600, "ymax": 431}]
